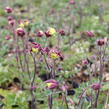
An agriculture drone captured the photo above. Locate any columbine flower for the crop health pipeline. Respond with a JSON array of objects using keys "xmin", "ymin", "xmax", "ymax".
[
  {"xmin": 36, "ymin": 31, "xmax": 44, "ymax": 37},
  {"xmin": 19, "ymin": 23, "xmax": 25, "ymax": 28},
  {"xmin": 45, "ymin": 79, "xmax": 58, "ymax": 89},
  {"xmin": 16, "ymin": 28, "xmax": 25, "ymax": 37},
  {"xmin": 82, "ymin": 59, "xmax": 89, "ymax": 65},
  {"xmin": 45, "ymin": 27, "xmax": 56, "ymax": 37},
  {"xmin": 97, "ymin": 39, "xmax": 105, "ymax": 46},
  {"xmin": 5, "ymin": 6, "xmax": 13, "ymax": 13},
  {"xmin": 5, "ymin": 35, "xmax": 11, "ymax": 40},
  {"xmin": 31, "ymin": 47, "xmax": 39, "ymax": 53},
  {"xmin": 24, "ymin": 20, "xmax": 29, "ymax": 27},
  {"xmin": 49, "ymin": 48, "xmax": 64, "ymax": 60},
  {"xmin": 8, "ymin": 20, "xmax": 15, "ymax": 26},
  {"xmin": 49, "ymin": 49, "xmax": 59, "ymax": 59},
  {"xmin": 7, "ymin": 16, "xmax": 13, "ymax": 21},
  {"xmin": 31, "ymin": 43, "xmax": 41, "ymax": 53},
  {"xmin": 41, "ymin": 47, "xmax": 50, "ymax": 54},
  {"xmin": 45, "ymin": 31, "xmax": 51, "ymax": 37},
  {"xmin": 86, "ymin": 31, "xmax": 94, "ymax": 37},
  {"xmin": 91, "ymin": 83, "xmax": 101, "ymax": 90},
  {"xmin": 48, "ymin": 27, "xmax": 56, "ymax": 35},
  {"xmin": 69, "ymin": 0, "xmax": 75, "ymax": 5}
]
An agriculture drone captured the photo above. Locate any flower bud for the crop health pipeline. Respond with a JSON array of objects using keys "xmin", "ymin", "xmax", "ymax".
[
  {"xmin": 97, "ymin": 39, "xmax": 105, "ymax": 46},
  {"xmin": 31, "ymin": 43, "xmax": 41, "ymax": 53},
  {"xmin": 36, "ymin": 31, "xmax": 44, "ymax": 37},
  {"xmin": 91, "ymin": 83, "xmax": 101, "ymax": 90},
  {"xmin": 7, "ymin": 16, "xmax": 13, "ymax": 21},
  {"xmin": 5, "ymin": 35, "xmax": 11, "ymax": 40},
  {"xmin": 45, "ymin": 27, "xmax": 56, "ymax": 37},
  {"xmin": 5, "ymin": 6, "xmax": 13, "ymax": 13},
  {"xmin": 82, "ymin": 59, "xmax": 89, "ymax": 65},
  {"xmin": 19, "ymin": 23, "xmax": 25, "ymax": 28},
  {"xmin": 69, "ymin": 0, "xmax": 75, "ymax": 5},
  {"xmin": 24, "ymin": 20, "xmax": 29, "ymax": 27},
  {"xmin": 16, "ymin": 28, "xmax": 25, "ymax": 37},
  {"xmin": 45, "ymin": 31, "xmax": 51, "ymax": 37},
  {"xmin": 8, "ymin": 20, "xmax": 15, "ymax": 26},
  {"xmin": 41, "ymin": 47, "xmax": 50, "ymax": 54},
  {"xmin": 45, "ymin": 79, "xmax": 58, "ymax": 89},
  {"xmin": 49, "ymin": 48, "xmax": 63, "ymax": 60},
  {"xmin": 86, "ymin": 31, "xmax": 94, "ymax": 37},
  {"xmin": 59, "ymin": 29, "xmax": 65, "ymax": 36}
]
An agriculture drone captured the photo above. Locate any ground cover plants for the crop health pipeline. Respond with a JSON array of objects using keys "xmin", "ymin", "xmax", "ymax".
[{"xmin": 0, "ymin": 0, "xmax": 109, "ymax": 109}]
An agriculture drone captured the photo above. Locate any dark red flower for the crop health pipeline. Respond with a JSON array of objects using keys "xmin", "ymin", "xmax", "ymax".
[
  {"xmin": 86, "ymin": 31, "xmax": 94, "ymax": 37},
  {"xmin": 8, "ymin": 20, "xmax": 15, "ymax": 26},
  {"xmin": 91, "ymin": 83, "xmax": 101, "ymax": 90},
  {"xmin": 5, "ymin": 6, "xmax": 13, "ymax": 13},
  {"xmin": 36, "ymin": 31, "xmax": 44, "ymax": 37},
  {"xmin": 41, "ymin": 47, "xmax": 50, "ymax": 54},
  {"xmin": 97, "ymin": 39, "xmax": 105, "ymax": 46},
  {"xmin": 69, "ymin": 0, "xmax": 75, "ymax": 5},
  {"xmin": 16, "ymin": 28, "xmax": 25, "ymax": 37},
  {"xmin": 7, "ymin": 16, "xmax": 13, "ymax": 21},
  {"xmin": 45, "ymin": 31, "xmax": 51, "ymax": 37},
  {"xmin": 59, "ymin": 29, "xmax": 65, "ymax": 36},
  {"xmin": 5, "ymin": 35, "xmax": 11, "ymax": 40}
]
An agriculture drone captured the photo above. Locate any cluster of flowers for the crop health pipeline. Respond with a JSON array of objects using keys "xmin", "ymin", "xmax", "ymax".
[{"xmin": 30, "ymin": 42, "xmax": 64, "ymax": 60}]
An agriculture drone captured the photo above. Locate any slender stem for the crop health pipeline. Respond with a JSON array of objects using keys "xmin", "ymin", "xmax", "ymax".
[
  {"xmin": 64, "ymin": 93, "xmax": 69, "ymax": 109},
  {"xmin": 22, "ymin": 38, "xmax": 31, "ymax": 79},
  {"xmin": 48, "ymin": 94, "xmax": 53, "ymax": 109}
]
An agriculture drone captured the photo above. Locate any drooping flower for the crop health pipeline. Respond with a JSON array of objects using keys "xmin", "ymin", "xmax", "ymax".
[
  {"xmin": 48, "ymin": 27, "xmax": 56, "ymax": 36},
  {"xmin": 49, "ymin": 48, "xmax": 64, "ymax": 60},
  {"xmin": 69, "ymin": 0, "xmax": 75, "ymax": 5},
  {"xmin": 45, "ymin": 27, "xmax": 56, "ymax": 37},
  {"xmin": 91, "ymin": 83, "xmax": 101, "ymax": 90},
  {"xmin": 86, "ymin": 31, "xmax": 94, "ymax": 37},
  {"xmin": 41, "ymin": 47, "xmax": 50, "ymax": 54},
  {"xmin": 19, "ymin": 23, "xmax": 25, "ymax": 28},
  {"xmin": 8, "ymin": 20, "xmax": 15, "ymax": 26},
  {"xmin": 19, "ymin": 20, "xmax": 29, "ymax": 28},
  {"xmin": 67, "ymin": 90, "xmax": 75, "ymax": 96},
  {"xmin": 16, "ymin": 28, "xmax": 25, "ymax": 37},
  {"xmin": 45, "ymin": 31, "xmax": 51, "ymax": 37},
  {"xmin": 45, "ymin": 79, "xmax": 58, "ymax": 89},
  {"xmin": 59, "ymin": 29, "xmax": 66, "ymax": 36},
  {"xmin": 31, "ymin": 43, "xmax": 41, "ymax": 53},
  {"xmin": 31, "ymin": 47, "xmax": 39, "ymax": 53},
  {"xmin": 5, "ymin": 6, "xmax": 13, "ymax": 13},
  {"xmin": 24, "ymin": 20, "xmax": 30, "ymax": 27},
  {"xmin": 36, "ymin": 31, "xmax": 44, "ymax": 37},
  {"xmin": 82, "ymin": 59, "xmax": 89, "ymax": 65},
  {"xmin": 7, "ymin": 16, "xmax": 13, "ymax": 21},
  {"xmin": 97, "ymin": 39, "xmax": 105, "ymax": 46},
  {"xmin": 49, "ymin": 49, "xmax": 59, "ymax": 59},
  {"xmin": 5, "ymin": 35, "xmax": 11, "ymax": 40}
]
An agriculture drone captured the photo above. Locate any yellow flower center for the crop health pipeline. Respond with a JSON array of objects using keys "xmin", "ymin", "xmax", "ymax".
[
  {"xmin": 50, "ymin": 53, "xmax": 59, "ymax": 59},
  {"xmin": 47, "ymin": 83, "xmax": 53, "ymax": 88},
  {"xmin": 24, "ymin": 21, "xmax": 29, "ymax": 27},
  {"xmin": 19, "ymin": 23, "xmax": 25, "ymax": 28},
  {"xmin": 32, "ymin": 48, "xmax": 38, "ymax": 53},
  {"xmin": 49, "ymin": 28, "xmax": 56, "ymax": 36}
]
